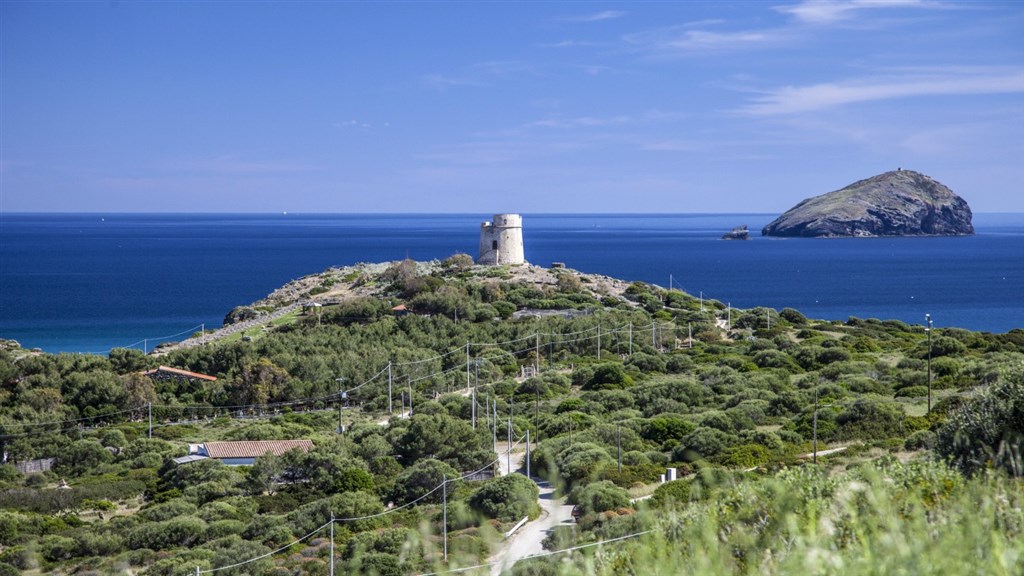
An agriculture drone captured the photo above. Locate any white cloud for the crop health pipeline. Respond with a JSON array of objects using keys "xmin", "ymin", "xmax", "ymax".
[
  {"xmin": 421, "ymin": 74, "xmax": 487, "ymax": 90},
  {"xmin": 563, "ymin": 10, "xmax": 628, "ymax": 23},
  {"xmin": 738, "ymin": 69, "xmax": 1024, "ymax": 115},
  {"xmin": 526, "ymin": 116, "xmax": 633, "ymax": 129},
  {"xmin": 625, "ymin": 25, "xmax": 785, "ymax": 55},
  {"xmin": 775, "ymin": 0, "xmax": 939, "ymax": 24},
  {"xmin": 169, "ymin": 156, "xmax": 317, "ymax": 175}
]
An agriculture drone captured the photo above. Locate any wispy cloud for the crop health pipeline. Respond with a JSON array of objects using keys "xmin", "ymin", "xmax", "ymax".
[
  {"xmin": 421, "ymin": 74, "xmax": 487, "ymax": 90},
  {"xmin": 737, "ymin": 68, "xmax": 1024, "ymax": 115},
  {"xmin": 169, "ymin": 156, "xmax": 317, "ymax": 175},
  {"xmin": 562, "ymin": 10, "xmax": 628, "ymax": 23},
  {"xmin": 625, "ymin": 25, "xmax": 786, "ymax": 56},
  {"xmin": 526, "ymin": 116, "xmax": 633, "ymax": 129},
  {"xmin": 524, "ymin": 110, "xmax": 686, "ymax": 130},
  {"xmin": 775, "ymin": 0, "xmax": 942, "ymax": 24}
]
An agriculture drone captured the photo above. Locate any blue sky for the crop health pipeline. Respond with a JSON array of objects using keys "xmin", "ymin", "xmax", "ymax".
[{"xmin": 2, "ymin": 1, "xmax": 1022, "ymax": 213}]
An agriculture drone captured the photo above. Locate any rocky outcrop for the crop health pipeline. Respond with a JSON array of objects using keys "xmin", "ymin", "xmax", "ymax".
[
  {"xmin": 722, "ymin": 225, "xmax": 750, "ymax": 240},
  {"xmin": 762, "ymin": 170, "xmax": 974, "ymax": 238}
]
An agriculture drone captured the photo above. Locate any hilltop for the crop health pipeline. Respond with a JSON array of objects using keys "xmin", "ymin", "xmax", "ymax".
[
  {"xmin": 1, "ymin": 256, "xmax": 1022, "ymax": 575},
  {"xmin": 762, "ymin": 170, "xmax": 974, "ymax": 238}
]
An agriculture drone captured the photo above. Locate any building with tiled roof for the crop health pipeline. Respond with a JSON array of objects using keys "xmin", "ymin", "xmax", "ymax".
[
  {"xmin": 143, "ymin": 365, "xmax": 217, "ymax": 382},
  {"xmin": 172, "ymin": 439, "xmax": 313, "ymax": 466}
]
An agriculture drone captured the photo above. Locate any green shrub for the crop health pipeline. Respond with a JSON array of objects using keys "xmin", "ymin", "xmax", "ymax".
[
  {"xmin": 935, "ymin": 371, "xmax": 1024, "ymax": 476},
  {"xmin": 718, "ymin": 443, "xmax": 771, "ymax": 468},
  {"xmin": 650, "ymin": 478, "xmax": 692, "ymax": 508},
  {"xmin": 40, "ymin": 534, "xmax": 78, "ymax": 562},
  {"xmin": 904, "ymin": 430, "xmax": 936, "ymax": 451},
  {"xmin": 895, "ymin": 385, "xmax": 929, "ymax": 398},
  {"xmin": 469, "ymin": 474, "xmax": 539, "ymax": 522},
  {"xmin": 583, "ymin": 363, "xmax": 634, "ymax": 391},
  {"xmin": 568, "ymin": 480, "xmax": 629, "ymax": 516}
]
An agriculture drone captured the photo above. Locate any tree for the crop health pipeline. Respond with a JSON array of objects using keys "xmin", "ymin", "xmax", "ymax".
[
  {"xmin": 122, "ymin": 372, "xmax": 157, "ymax": 419},
  {"xmin": 108, "ymin": 348, "xmax": 151, "ymax": 373},
  {"xmin": 469, "ymin": 474, "xmax": 539, "ymax": 522},
  {"xmin": 55, "ymin": 439, "xmax": 114, "ymax": 477},
  {"xmin": 244, "ymin": 452, "xmax": 284, "ymax": 495},
  {"xmin": 227, "ymin": 358, "xmax": 289, "ymax": 405},
  {"xmin": 583, "ymin": 364, "xmax": 634, "ymax": 391},
  {"xmin": 391, "ymin": 459, "xmax": 460, "ymax": 505},
  {"xmin": 568, "ymin": 480, "xmax": 629, "ymax": 516},
  {"xmin": 394, "ymin": 413, "xmax": 489, "ymax": 470},
  {"xmin": 935, "ymin": 371, "xmax": 1024, "ymax": 477},
  {"xmin": 555, "ymin": 443, "xmax": 613, "ymax": 487}
]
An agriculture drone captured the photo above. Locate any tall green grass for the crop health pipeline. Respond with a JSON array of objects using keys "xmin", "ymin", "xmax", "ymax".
[{"xmin": 490, "ymin": 458, "xmax": 1023, "ymax": 576}]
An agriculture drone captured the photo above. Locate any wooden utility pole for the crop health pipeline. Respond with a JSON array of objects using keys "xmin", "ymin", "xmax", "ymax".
[
  {"xmin": 926, "ymin": 314, "xmax": 933, "ymax": 414},
  {"xmin": 387, "ymin": 361, "xmax": 393, "ymax": 415},
  {"xmin": 617, "ymin": 424, "xmax": 622, "ymax": 474},
  {"xmin": 813, "ymin": 388, "xmax": 819, "ymax": 465},
  {"xmin": 442, "ymin": 475, "xmax": 448, "ymax": 561}
]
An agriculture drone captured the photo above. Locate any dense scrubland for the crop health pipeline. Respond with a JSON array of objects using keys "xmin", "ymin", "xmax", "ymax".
[{"xmin": 1, "ymin": 255, "xmax": 1022, "ymax": 575}]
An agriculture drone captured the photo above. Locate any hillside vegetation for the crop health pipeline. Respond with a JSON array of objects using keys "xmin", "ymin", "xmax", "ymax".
[{"xmin": 1, "ymin": 256, "xmax": 1022, "ymax": 575}]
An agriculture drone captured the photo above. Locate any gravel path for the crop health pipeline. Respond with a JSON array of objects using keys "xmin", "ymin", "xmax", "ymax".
[{"xmin": 490, "ymin": 478, "xmax": 574, "ymax": 576}]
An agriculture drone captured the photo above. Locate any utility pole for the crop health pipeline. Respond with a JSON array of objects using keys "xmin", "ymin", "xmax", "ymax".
[
  {"xmin": 617, "ymin": 424, "xmax": 622, "ymax": 474},
  {"xmin": 813, "ymin": 387, "xmax": 819, "ymax": 465},
  {"xmin": 700, "ymin": 291, "xmax": 704, "ymax": 313},
  {"xmin": 492, "ymin": 401, "xmax": 498, "ymax": 453},
  {"xmin": 329, "ymin": 512, "xmax": 335, "ymax": 576},
  {"xmin": 472, "ymin": 387, "xmax": 477, "ymax": 429},
  {"xmin": 597, "ymin": 321, "xmax": 602, "ymax": 360},
  {"xmin": 727, "ymin": 303, "xmax": 732, "ymax": 330},
  {"xmin": 507, "ymin": 416, "xmax": 512, "ymax": 474},
  {"xmin": 766, "ymin": 309, "xmax": 771, "ymax": 331},
  {"xmin": 926, "ymin": 314, "xmax": 933, "ymax": 414},
  {"xmin": 442, "ymin": 475, "xmax": 448, "ymax": 561},
  {"xmin": 387, "ymin": 361, "xmax": 393, "ymax": 415},
  {"xmin": 407, "ymin": 378, "xmax": 413, "ymax": 416},
  {"xmin": 148, "ymin": 402, "xmax": 152, "ymax": 438},
  {"xmin": 652, "ymin": 322, "xmax": 656, "ymax": 350},
  {"xmin": 526, "ymin": 429, "xmax": 531, "ymax": 478},
  {"xmin": 534, "ymin": 332, "xmax": 540, "ymax": 374},
  {"xmin": 628, "ymin": 321, "xmax": 633, "ymax": 355},
  {"xmin": 338, "ymin": 393, "xmax": 345, "ymax": 434},
  {"xmin": 465, "ymin": 343, "xmax": 470, "ymax": 391},
  {"xmin": 688, "ymin": 323, "xmax": 692, "ymax": 349}
]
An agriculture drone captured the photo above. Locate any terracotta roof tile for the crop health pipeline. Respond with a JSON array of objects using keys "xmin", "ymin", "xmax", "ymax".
[
  {"xmin": 203, "ymin": 440, "xmax": 314, "ymax": 459},
  {"xmin": 143, "ymin": 365, "xmax": 218, "ymax": 382}
]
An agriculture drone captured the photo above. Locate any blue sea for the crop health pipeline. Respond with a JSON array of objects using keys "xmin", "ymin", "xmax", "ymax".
[{"xmin": 1, "ymin": 213, "xmax": 1022, "ymax": 354}]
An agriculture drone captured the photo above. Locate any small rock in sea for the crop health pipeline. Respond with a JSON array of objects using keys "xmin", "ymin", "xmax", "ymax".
[{"xmin": 722, "ymin": 225, "xmax": 750, "ymax": 240}]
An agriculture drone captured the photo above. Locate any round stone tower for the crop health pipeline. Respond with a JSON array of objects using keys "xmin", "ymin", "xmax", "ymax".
[{"xmin": 477, "ymin": 213, "xmax": 525, "ymax": 265}]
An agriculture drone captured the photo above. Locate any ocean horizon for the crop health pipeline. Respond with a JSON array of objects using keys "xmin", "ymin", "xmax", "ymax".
[{"xmin": 1, "ymin": 212, "xmax": 1022, "ymax": 354}]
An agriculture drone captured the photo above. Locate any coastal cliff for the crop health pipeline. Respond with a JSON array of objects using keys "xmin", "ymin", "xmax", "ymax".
[{"xmin": 762, "ymin": 170, "xmax": 974, "ymax": 238}]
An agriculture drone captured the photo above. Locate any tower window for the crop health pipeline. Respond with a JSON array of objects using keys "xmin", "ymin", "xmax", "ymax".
[{"xmin": 492, "ymin": 240, "xmax": 498, "ymax": 250}]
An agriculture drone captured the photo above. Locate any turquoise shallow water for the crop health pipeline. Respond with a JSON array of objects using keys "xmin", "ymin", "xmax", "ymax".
[{"xmin": 1, "ymin": 213, "xmax": 1021, "ymax": 353}]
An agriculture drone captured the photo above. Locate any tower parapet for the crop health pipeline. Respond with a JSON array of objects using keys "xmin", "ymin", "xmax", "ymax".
[{"xmin": 477, "ymin": 213, "xmax": 525, "ymax": 265}]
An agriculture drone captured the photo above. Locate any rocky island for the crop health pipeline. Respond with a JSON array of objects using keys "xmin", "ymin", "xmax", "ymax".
[
  {"xmin": 721, "ymin": 225, "xmax": 750, "ymax": 240},
  {"xmin": 762, "ymin": 169, "xmax": 974, "ymax": 238}
]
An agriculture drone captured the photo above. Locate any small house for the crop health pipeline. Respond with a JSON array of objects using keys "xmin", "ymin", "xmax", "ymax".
[
  {"xmin": 143, "ymin": 365, "xmax": 217, "ymax": 383},
  {"xmin": 173, "ymin": 439, "xmax": 314, "ymax": 466}
]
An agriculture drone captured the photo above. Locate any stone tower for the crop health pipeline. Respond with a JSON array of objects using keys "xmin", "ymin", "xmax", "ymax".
[{"xmin": 477, "ymin": 214, "xmax": 525, "ymax": 265}]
